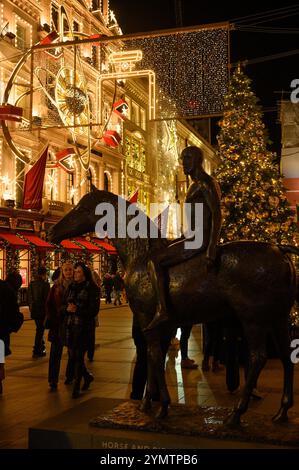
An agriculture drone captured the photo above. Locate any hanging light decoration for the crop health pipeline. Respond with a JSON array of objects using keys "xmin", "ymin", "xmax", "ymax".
[
  {"xmin": 103, "ymin": 130, "xmax": 121, "ymax": 148},
  {"xmin": 112, "ymin": 99, "xmax": 129, "ymax": 120}
]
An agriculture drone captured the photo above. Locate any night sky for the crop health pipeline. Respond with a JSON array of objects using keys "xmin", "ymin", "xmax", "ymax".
[{"xmin": 110, "ymin": 0, "xmax": 299, "ymax": 154}]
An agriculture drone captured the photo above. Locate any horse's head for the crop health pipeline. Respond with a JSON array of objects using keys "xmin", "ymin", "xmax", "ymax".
[{"xmin": 48, "ymin": 188, "xmax": 117, "ymax": 243}]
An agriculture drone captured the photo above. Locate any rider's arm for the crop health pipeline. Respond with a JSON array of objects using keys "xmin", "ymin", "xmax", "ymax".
[{"xmin": 201, "ymin": 177, "xmax": 222, "ymax": 261}]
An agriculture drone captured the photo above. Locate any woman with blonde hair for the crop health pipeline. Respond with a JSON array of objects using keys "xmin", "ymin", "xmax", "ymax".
[{"xmin": 45, "ymin": 261, "xmax": 74, "ymax": 390}]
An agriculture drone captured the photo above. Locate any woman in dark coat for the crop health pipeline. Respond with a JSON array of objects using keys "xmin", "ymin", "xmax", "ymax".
[
  {"xmin": 0, "ymin": 272, "xmax": 23, "ymax": 394},
  {"xmin": 63, "ymin": 262, "xmax": 100, "ymax": 398},
  {"xmin": 45, "ymin": 262, "xmax": 74, "ymax": 390}
]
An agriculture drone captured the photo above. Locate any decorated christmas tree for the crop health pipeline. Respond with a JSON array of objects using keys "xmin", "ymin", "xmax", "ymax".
[{"xmin": 215, "ymin": 66, "xmax": 297, "ymax": 245}]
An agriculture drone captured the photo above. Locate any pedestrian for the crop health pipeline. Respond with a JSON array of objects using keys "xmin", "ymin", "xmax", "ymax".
[
  {"xmin": 28, "ymin": 267, "xmax": 50, "ymax": 358},
  {"xmin": 102, "ymin": 273, "xmax": 113, "ymax": 304},
  {"xmin": 0, "ymin": 272, "xmax": 24, "ymax": 394},
  {"xmin": 113, "ymin": 272, "xmax": 123, "ymax": 306},
  {"xmin": 63, "ymin": 262, "xmax": 100, "ymax": 398},
  {"xmin": 180, "ymin": 325, "xmax": 198, "ymax": 369},
  {"xmin": 202, "ymin": 321, "xmax": 223, "ymax": 372},
  {"xmin": 86, "ymin": 262, "xmax": 101, "ymax": 362},
  {"xmin": 45, "ymin": 261, "xmax": 74, "ymax": 390}
]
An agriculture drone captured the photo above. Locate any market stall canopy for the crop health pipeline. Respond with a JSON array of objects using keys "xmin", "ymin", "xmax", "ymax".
[
  {"xmin": 60, "ymin": 239, "xmax": 85, "ymax": 251},
  {"xmin": 91, "ymin": 238, "xmax": 117, "ymax": 254},
  {"xmin": 18, "ymin": 233, "xmax": 54, "ymax": 250},
  {"xmin": 0, "ymin": 232, "xmax": 30, "ymax": 248},
  {"xmin": 73, "ymin": 237, "xmax": 101, "ymax": 253}
]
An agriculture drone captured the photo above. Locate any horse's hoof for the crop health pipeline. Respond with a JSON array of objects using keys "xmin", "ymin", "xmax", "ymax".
[
  {"xmin": 224, "ymin": 411, "xmax": 241, "ymax": 428},
  {"xmin": 140, "ymin": 399, "xmax": 151, "ymax": 412},
  {"xmin": 272, "ymin": 410, "xmax": 288, "ymax": 424},
  {"xmin": 155, "ymin": 406, "xmax": 168, "ymax": 419}
]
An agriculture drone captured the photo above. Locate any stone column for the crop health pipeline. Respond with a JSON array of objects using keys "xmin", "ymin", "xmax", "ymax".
[
  {"xmin": 113, "ymin": 170, "xmax": 120, "ymax": 195},
  {"xmin": 99, "ymin": 163, "xmax": 105, "ymax": 190}
]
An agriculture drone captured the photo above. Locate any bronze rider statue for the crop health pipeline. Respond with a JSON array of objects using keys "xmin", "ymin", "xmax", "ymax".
[{"xmin": 146, "ymin": 145, "xmax": 222, "ymax": 330}]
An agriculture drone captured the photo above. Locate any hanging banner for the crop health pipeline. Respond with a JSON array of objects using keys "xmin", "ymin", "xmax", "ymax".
[{"xmin": 22, "ymin": 146, "xmax": 48, "ymax": 210}]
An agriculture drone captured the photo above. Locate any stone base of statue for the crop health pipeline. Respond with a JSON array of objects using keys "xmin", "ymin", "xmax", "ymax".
[{"xmin": 29, "ymin": 398, "xmax": 299, "ymax": 449}]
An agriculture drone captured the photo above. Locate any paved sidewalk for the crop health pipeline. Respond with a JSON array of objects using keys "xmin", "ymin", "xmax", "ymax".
[{"xmin": 1, "ymin": 304, "xmax": 299, "ymax": 448}]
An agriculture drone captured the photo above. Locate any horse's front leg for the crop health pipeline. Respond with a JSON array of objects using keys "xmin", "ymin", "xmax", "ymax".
[
  {"xmin": 225, "ymin": 326, "xmax": 267, "ymax": 427},
  {"xmin": 145, "ymin": 330, "xmax": 170, "ymax": 419}
]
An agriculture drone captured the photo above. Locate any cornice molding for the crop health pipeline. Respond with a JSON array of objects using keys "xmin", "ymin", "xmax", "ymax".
[{"xmin": 8, "ymin": 0, "xmax": 42, "ymax": 21}]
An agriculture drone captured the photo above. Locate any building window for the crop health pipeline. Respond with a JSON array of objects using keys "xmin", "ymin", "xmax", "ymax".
[
  {"xmin": 19, "ymin": 249, "xmax": 30, "ymax": 288},
  {"xmin": 140, "ymin": 108, "xmax": 146, "ymax": 130},
  {"xmin": 104, "ymin": 173, "xmax": 109, "ymax": 191},
  {"xmin": 63, "ymin": 16, "xmax": 69, "ymax": 34},
  {"xmin": 131, "ymin": 101, "xmax": 139, "ymax": 126},
  {"xmin": 92, "ymin": 0, "xmax": 100, "ymax": 10},
  {"xmin": 92, "ymin": 45, "xmax": 98, "ymax": 68},
  {"xmin": 125, "ymin": 134, "xmax": 146, "ymax": 173},
  {"xmin": 67, "ymin": 173, "xmax": 74, "ymax": 204},
  {"xmin": 73, "ymin": 21, "xmax": 79, "ymax": 32},
  {"xmin": 15, "ymin": 23, "xmax": 26, "ymax": 50},
  {"xmin": 51, "ymin": 3, "xmax": 59, "ymax": 32},
  {"xmin": 16, "ymin": 158, "xmax": 25, "ymax": 208}
]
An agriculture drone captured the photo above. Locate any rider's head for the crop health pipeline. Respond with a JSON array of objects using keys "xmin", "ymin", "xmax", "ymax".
[{"xmin": 181, "ymin": 146, "xmax": 204, "ymax": 176}]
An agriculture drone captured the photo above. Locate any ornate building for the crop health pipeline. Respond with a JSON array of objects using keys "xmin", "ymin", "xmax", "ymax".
[
  {"xmin": 0, "ymin": 0, "xmax": 218, "ymax": 294},
  {"xmin": 280, "ymin": 101, "xmax": 299, "ymax": 218}
]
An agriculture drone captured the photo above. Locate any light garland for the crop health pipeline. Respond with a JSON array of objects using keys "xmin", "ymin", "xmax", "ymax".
[
  {"xmin": 4, "ymin": 242, "xmax": 20, "ymax": 275},
  {"xmin": 121, "ymin": 27, "xmax": 229, "ymax": 119},
  {"xmin": 215, "ymin": 67, "xmax": 298, "ymax": 246}
]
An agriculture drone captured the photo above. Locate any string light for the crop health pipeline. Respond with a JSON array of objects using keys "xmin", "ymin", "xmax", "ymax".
[
  {"xmin": 122, "ymin": 27, "xmax": 229, "ymax": 119},
  {"xmin": 215, "ymin": 66, "xmax": 297, "ymax": 245}
]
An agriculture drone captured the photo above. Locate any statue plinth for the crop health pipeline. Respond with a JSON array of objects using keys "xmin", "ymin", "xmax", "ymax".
[
  {"xmin": 91, "ymin": 401, "xmax": 299, "ymax": 448},
  {"xmin": 28, "ymin": 398, "xmax": 299, "ymax": 449}
]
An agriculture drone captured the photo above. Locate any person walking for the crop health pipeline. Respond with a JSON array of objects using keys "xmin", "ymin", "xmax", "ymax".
[
  {"xmin": 102, "ymin": 273, "xmax": 113, "ymax": 304},
  {"xmin": 202, "ymin": 321, "xmax": 223, "ymax": 372},
  {"xmin": 180, "ymin": 325, "xmax": 198, "ymax": 369},
  {"xmin": 113, "ymin": 272, "xmax": 123, "ymax": 306},
  {"xmin": 45, "ymin": 261, "xmax": 74, "ymax": 390},
  {"xmin": 63, "ymin": 262, "xmax": 100, "ymax": 398},
  {"xmin": 28, "ymin": 267, "xmax": 50, "ymax": 358},
  {"xmin": 0, "ymin": 272, "xmax": 24, "ymax": 394},
  {"xmin": 86, "ymin": 262, "xmax": 101, "ymax": 362}
]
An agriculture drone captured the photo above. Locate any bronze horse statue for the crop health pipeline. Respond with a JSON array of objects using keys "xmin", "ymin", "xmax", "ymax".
[{"xmin": 48, "ymin": 188, "xmax": 298, "ymax": 426}]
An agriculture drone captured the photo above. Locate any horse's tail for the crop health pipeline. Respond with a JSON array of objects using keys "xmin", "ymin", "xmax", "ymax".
[{"xmin": 279, "ymin": 245, "xmax": 299, "ymax": 303}]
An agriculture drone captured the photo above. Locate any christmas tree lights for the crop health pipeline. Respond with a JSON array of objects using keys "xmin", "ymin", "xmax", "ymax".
[{"xmin": 215, "ymin": 66, "xmax": 297, "ymax": 245}]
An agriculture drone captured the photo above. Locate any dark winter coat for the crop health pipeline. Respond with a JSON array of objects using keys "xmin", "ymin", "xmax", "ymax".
[
  {"xmin": 28, "ymin": 279, "xmax": 50, "ymax": 319},
  {"xmin": 61, "ymin": 280, "xmax": 100, "ymax": 350},
  {"xmin": 0, "ymin": 280, "xmax": 24, "ymax": 356},
  {"xmin": 45, "ymin": 281, "xmax": 70, "ymax": 343},
  {"xmin": 113, "ymin": 273, "xmax": 123, "ymax": 291}
]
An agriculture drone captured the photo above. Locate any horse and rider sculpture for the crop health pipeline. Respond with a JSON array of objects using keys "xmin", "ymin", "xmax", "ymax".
[{"xmin": 49, "ymin": 146, "xmax": 297, "ymax": 427}]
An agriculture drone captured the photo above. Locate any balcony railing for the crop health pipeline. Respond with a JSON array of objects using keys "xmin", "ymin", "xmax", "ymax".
[{"xmin": 48, "ymin": 200, "xmax": 73, "ymax": 215}]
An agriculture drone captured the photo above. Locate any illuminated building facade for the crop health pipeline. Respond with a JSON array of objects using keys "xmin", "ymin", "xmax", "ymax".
[{"xmin": 0, "ymin": 0, "xmax": 218, "ymax": 287}]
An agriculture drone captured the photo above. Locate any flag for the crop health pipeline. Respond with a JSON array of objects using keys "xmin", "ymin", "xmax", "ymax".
[
  {"xmin": 22, "ymin": 146, "xmax": 48, "ymax": 210},
  {"xmin": 154, "ymin": 205, "xmax": 169, "ymax": 238},
  {"xmin": 129, "ymin": 189, "xmax": 138, "ymax": 204}
]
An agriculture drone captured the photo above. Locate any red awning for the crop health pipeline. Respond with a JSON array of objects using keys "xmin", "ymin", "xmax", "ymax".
[
  {"xmin": 18, "ymin": 233, "xmax": 54, "ymax": 250},
  {"xmin": 60, "ymin": 239, "xmax": 84, "ymax": 251},
  {"xmin": 73, "ymin": 237, "xmax": 101, "ymax": 253},
  {"xmin": 0, "ymin": 232, "xmax": 30, "ymax": 248},
  {"xmin": 92, "ymin": 238, "xmax": 117, "ymax": 254}
]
